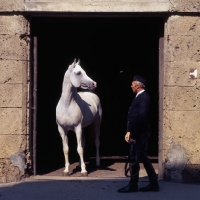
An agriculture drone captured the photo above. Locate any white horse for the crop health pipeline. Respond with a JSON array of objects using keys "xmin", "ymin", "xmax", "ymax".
[{"xmin": 56, "ymin": 59, "xmax": 102, "ymax": 176}]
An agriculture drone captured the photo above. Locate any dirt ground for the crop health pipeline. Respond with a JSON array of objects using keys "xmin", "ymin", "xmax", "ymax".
[{"xmin": 39, "ymin": 156, "xmax": 158, "ymax": 179}]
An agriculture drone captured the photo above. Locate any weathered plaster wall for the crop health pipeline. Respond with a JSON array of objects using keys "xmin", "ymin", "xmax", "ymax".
[
  {"xmin": 164, "ymin": 15, "xmax": 200, "ymax": 182},
  {"xmin": 0, "ymin": 14, "xmax": 30, "ymax": 182}
]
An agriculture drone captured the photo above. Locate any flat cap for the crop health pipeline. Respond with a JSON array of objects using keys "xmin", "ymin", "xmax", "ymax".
[{"xmin": 133, "ymin": 75, "xmax": 146, "ymax": 85}]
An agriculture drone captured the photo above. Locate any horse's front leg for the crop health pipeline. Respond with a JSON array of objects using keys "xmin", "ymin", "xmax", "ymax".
[
  {"xmin": 58, "ymin": 125, "xmax": 70, "ymax": 176},
  {"xmin": 75, "ymin": 125, "xmax": 87, "ymax": 176},
  {"xmin": 78, "ymin": 129, "xmax": 86, "ymax": 169}
]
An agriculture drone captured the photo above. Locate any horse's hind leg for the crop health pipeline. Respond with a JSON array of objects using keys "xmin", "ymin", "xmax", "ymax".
[
  {"xmin": 93, "ymin": 121, "xmax": 100, "ymax": 168},
  {"xmin": 58, "ymin": 125, "xmax": 70, "ymax": 176}
]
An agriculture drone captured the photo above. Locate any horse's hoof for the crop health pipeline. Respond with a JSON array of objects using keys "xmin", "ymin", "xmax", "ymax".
[
  {"xmin": 62, "ymin": 172, "xmax": 70, "ymax": 176},
  {"xmin": 81, "ymin": 172, "xmax": 88, "ymax": 177}
]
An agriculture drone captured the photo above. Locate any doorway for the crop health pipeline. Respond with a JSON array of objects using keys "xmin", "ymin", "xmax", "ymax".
[{"xmin": 32, "ymin": 16, "xmax": 163, "ymax": 174}]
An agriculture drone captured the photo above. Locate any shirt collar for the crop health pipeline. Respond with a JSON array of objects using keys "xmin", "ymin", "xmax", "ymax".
[{"xmin": 136, "ymin": 89, "xmax": 145, "ymax": 97}]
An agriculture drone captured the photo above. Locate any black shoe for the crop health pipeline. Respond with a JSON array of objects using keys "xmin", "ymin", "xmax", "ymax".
[
  {"xmin": 139, "ymin": 183, "xmax": 159, "ymax": 192},
  {"xmin": 118, "ymin": 184, "xmax": 138, "ymax": 193}
]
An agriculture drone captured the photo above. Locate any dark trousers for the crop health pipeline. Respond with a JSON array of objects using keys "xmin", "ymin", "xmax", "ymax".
[{"xmin": 129, "ymin": 134, "xmax": 157, "ymax": 185}]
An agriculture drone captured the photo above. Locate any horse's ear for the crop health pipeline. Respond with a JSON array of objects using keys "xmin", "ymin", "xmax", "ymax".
[
  {"xmin": 69, "ymin": 59, "xmax": 76, "ymax": 69},
  {"xmin": 77, "ymin": 59, "xmax": 80, "ymax": 65}
]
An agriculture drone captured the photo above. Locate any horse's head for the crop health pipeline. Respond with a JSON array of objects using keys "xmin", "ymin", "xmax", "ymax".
[{"xmin": 68, "ymin": 59, "xmax": 97, "ymax": 90}]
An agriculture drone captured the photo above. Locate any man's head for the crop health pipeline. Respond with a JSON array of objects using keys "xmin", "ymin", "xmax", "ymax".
[{"xmin": 131, "ymin": 75, "xmax": 146, "ymax": 93}]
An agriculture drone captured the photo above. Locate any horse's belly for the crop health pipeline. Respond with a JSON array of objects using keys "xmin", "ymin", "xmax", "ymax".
[
  {"xmin": 80, "ymin": 105, "xmax": 98, "ymax": 127},
  {"xmin": 81, "ymin": 117, "xmax": 94, "ymax": 128}
]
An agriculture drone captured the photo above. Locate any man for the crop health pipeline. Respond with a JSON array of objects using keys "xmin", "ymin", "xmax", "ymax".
[{"xmin": 118, "ymin": 75, "xmax": 159, "ymax": 193}]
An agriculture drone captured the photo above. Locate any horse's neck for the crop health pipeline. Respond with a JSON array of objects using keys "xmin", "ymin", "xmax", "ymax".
[{"xmin": 60, "ymin": 75, "xmax": 77, "ymax": 107}]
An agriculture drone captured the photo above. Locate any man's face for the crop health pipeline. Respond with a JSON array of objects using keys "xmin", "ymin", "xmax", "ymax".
[{"xmin": 131, "ymin": 81, "xmax": 139, "ymax": 93}]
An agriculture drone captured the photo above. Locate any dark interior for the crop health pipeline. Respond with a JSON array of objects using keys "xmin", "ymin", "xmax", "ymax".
[{"xmin": 32, "ymin": 16, "xmax": 163, "ymax": 174}]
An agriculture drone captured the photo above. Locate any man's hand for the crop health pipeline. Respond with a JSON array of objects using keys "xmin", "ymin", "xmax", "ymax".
[
  {"xmin": 125, "ymin": 132, "xmax": 136, "ymax": 144},
  {"xmin": 125, "ymin": 132, "xmax": 130, "ymax": 143}
]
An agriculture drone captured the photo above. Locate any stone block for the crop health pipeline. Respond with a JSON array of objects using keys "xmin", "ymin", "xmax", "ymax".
[
  {"xmin": 186, "ymin": 36, "xmax": 200, "ymax": 63},
  {"xmin": 170, "ymin": 0, "xmax": 200, "ymax": 12},
  {"xmin": 6, "ymin": 160, "xmax": 22, "ymax": 183},
  {"xmin": 164, "ymin": 87, "xmax": 200, "ymax": 110},
  {"xmin": 0, "ymin": 135, "xmax": 27, "ymax": 158},
  {"xmin": 164, "ymin": 35, "xmax": 199, "ymax": 62},
  {"xmin": 164, "ymin": 61, "xmax": 200, "ymax": 86},
  {"xmin": 0, "ymin": 176, "xmax": 6, "ymax": 183},
  {"xmin": 184, "ymin": 144, "xmax": 200, "ymax": 164},
  {"xmin": 0, "ymin": 159, "xmax": 7, "ymax": 183},
  {"xmin": 0, "ymin": 159, "xmax": 6, "ymax": 177},
  {"xmin": 162, "ymin": 141, "xmax": 171, "ymax": 156},
  {"xmin": 0, "ymin": 84, "xmax": 22, "ymax": 107},
  {"xmin": 0, "ymin": 60, "xmax": 25, "ymax": 84},
  {"xmin": 163, "ymin": 140, "xmax": 200, "ymax": 166},
  {"xmin": 163, "ymin": 110, "xmax": 200, "ymax": 139},
  {"xmin": 0, "ymin": 15, "xmax": 29, "ymax": 35},
  {"xmin": 0, "ymin": 0, "xmax": 24, "ymax": 12},
  {"xmin": 166, "ymin": 16, "xmax": 200, "ymax": 36},
  {"xmin": 163, "ymin": 110, "xmax": 200, "ymax": 162},
  {"xmin": 0, "ymin": 159, "xmax": 23, "ymax": 183},
  {"xmin": 0, "ymin": 108, "xmax": 22, "ymax": 135},
  {"xmin": 0, "ymin": 35, "xmax": 29, "ymax": 61},
  {"xmin": 0, "ymin": 158, "xmax": 25, "ymax": 183}
]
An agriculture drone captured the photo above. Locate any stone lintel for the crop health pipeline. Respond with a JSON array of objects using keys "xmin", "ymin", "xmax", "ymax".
[{"xmin": 24, "ymin": 1, "xmax": 169, "ymax": 12}]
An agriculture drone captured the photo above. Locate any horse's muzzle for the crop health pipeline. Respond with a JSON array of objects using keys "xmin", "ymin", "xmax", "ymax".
[{"xmin": 91, "ymin": 81, "xmax": 97, "ymax": 90}]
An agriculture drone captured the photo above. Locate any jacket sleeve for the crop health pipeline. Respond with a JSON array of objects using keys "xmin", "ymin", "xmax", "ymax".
[{"xmin": 126, "ymin": 120, "xmax": 130, "ymax": 132}]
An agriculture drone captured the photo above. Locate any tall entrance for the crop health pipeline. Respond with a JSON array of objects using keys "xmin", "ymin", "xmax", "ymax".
[{"xmin": 31, "ymin": 16, "xmax": 163, "ymax": 174}]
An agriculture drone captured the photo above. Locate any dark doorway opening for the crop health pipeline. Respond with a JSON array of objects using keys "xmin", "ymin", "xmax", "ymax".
[{"xmin": 32, "ymin": 16, "xmax": 163, "ymax": 174}]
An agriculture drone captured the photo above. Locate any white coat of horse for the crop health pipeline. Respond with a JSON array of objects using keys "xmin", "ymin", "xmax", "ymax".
[{"xmin": 56, "ymin": 59, "xmax": 102, "ymax": 176}]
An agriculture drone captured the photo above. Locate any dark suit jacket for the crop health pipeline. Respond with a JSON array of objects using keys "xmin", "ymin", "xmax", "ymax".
[{"xmin": 126, "ymin": 91, "xmax": 151, "ymax": 140}]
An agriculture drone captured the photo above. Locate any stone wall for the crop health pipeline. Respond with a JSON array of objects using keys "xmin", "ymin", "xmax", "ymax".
[
  {"xmin": 163, "ymin": 15, "xmax": 200, "ymax": 182},
  {"xmin": 0, "ymin": 14, "xmax": 30, "ymax": 182}
]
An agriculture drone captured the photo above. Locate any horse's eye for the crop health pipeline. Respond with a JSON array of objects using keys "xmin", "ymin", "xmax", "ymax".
[{"xmin": 77, "ymin": 71, "xmax": 81, "ymax": 75}]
